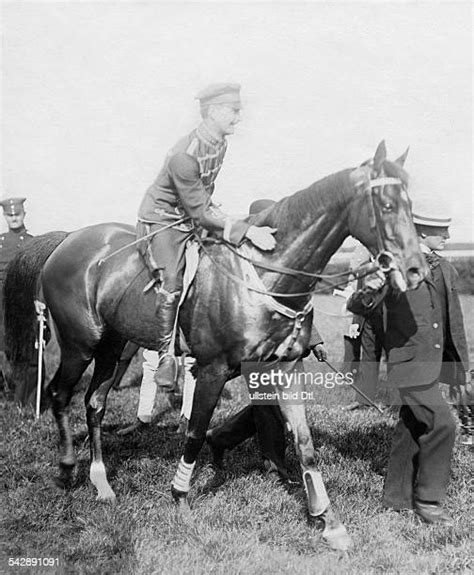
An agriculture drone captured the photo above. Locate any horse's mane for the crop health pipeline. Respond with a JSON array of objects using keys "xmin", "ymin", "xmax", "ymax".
[
  {"xmin": 248, "ymin": 159, "xmax": 409, "ymax": 232},
  {"xmin": 248, "ymin": 168, "xmax": 353, "ymax": 232}
]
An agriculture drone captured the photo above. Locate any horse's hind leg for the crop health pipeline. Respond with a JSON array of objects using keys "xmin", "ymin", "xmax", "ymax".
[
  {"xmin": 85, "ymin": 339, "xmax": 125, "ymax": 501},
  {"xmin": 171, "ymin": 360, "xmax": 230, "ymax": 509},
  {"xmin": 49, "ymin": 353, "xmax": 91, "ymax": 487},
  {"xmin": 277, "ymin": 374, "xmax": 352, "ymax": 551}
]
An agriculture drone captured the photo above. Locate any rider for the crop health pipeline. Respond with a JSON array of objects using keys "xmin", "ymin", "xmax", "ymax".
[{"xmin": 137, "ymin": 83, "xmax": 276, "ymax": 391}]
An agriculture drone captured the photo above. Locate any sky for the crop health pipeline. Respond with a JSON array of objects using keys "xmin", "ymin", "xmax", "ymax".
[{"xmin": 1, "ymin": 1, "xmax": 472, "ymax": 242}]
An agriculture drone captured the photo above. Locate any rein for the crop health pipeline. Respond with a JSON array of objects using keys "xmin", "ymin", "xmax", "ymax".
[
  {"xmin": 97, "ymin": 217, "xmax": 191, "ymax": 266},
  {"xmin": 217, "ymin": 239, "xmax": 359, "ymax": 281},
  {"xmin": 195, "ymin": 234, "xmax": 380, "ymax": 299}
]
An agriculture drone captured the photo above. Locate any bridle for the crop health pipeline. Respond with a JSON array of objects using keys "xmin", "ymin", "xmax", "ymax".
[{"xmin": 366, "ymin": 176, "xmax": 405, "ymax": 274}]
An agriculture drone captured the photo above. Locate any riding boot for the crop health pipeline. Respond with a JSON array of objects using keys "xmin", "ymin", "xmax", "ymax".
[{"xmin": 154, "ymin": 289, "xmax": 181, "ymax": 392}]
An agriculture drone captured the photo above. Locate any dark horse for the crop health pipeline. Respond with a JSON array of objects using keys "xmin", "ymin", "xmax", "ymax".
[{"xmin": 5, "ymin": 141, "xmax": 426, "ymax": 550}]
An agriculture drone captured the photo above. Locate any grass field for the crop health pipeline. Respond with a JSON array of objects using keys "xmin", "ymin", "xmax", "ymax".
[{"xmin": 1, "ymin": 295, "xmax": 473, "ymax": 575}]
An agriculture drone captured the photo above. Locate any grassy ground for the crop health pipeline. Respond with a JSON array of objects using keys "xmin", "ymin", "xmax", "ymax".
[{"xmin": 1, "ymin": 296, "xmax": 473, "ymax": 575}]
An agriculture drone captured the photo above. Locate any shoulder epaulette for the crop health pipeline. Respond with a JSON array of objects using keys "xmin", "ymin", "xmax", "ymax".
[{"xmin": 185, "ymin": 137, "xmax": 199, "ymax": 157}]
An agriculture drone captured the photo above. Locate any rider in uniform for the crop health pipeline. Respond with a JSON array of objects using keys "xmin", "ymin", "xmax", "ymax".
[
  {"xmin": 137, "ymin": 83, "xmax": 276, "ymax": 390},
  {"xmin": 0, "ymin": 197, "xmax": 36, "ymax": 404}
]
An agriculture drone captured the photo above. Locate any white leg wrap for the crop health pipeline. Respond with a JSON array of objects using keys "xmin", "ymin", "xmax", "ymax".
[
  {"xmin": 137, "ymin": 350, "xmax": 159, "ymax": 422},
  {"xmin": 172, "ymin": 456, "xmax": 196, "ymax": 492},
  {"xmin": 303, "ymin": 469, "xmax": 330, "ymax": 516},
  {"xmin": 90, "ymin": 460, "xmax": 116, "ymax": 501},
  {"xmin": 180, "ymin": 358, "xmax": 196, "ymax": 420}
]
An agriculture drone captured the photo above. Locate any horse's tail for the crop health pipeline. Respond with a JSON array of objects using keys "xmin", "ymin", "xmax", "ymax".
[{"xmin": 4, "ymin": 231, "xmax": 69, "ymax": 364}]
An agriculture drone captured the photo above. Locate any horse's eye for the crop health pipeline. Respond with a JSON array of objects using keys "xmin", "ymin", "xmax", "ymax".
[{"xmin": 382, "ymin": 203, "xmax": 393, "ymax": 213}]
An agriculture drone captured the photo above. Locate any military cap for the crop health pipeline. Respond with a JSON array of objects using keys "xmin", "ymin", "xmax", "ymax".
[
  {"xmin": 0, "ymin": 197, "xmax": 26, "ymax": 215},
  {"xmin": 248, "ymin": 199, "xmax": 276, "ymax": 215},
  {"xmin": 412, "ymin": 210, "xmax": 451, "ymax": 229},
  {"xmin": 196, "ymin": 83, "xmax": 242, "ymax": 108}
]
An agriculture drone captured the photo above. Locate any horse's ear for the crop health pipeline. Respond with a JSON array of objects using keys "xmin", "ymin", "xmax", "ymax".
[
  {"xmin": 373, "ymin": 140, "xmax": 387, "ymax": 172},
  {"xmin": 395, "ymin": 146, "xmax": 410, "ymax": 167}
]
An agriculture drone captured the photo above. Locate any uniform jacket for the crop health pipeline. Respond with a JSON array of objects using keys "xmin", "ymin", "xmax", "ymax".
[
  {"xmin": 0, "ymin": 227, "xmax": 34, "ymax": 350},
  {"xmin": 138, "ymin": 122, "xmax": 249, "ymax": 245},
  {"xmin": 347, "ymin": 254, "xmax": 469, "ymax": 388},
  {"xmin": 0, "ymin": 227, "xmax": 34, "ymax": 281},
  {"xmin": 345, "ymin": 244, "xmax": 384, "ymax": 338}
]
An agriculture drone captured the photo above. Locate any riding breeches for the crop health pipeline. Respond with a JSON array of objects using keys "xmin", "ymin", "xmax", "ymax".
[{"xmin": 136, "ymin": 222, "xmax": 190, "ymax": 293}]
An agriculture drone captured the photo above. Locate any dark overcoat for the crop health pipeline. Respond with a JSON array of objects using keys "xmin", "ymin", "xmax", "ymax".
[
  {"xmin": 347, "ymin": 256, "xmax": 469, "ymax": 389},
  {"xmin": 0, "ymin": 228, "xmax": 34, "ymax": 351}
]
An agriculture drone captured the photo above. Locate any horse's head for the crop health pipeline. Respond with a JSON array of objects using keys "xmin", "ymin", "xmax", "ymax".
[{"xmin": 348, "ymin": 140, "xmax": 427, "ymax": 291}]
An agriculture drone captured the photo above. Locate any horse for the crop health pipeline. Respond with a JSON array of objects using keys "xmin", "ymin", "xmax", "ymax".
[{"xmin": 4, "ymin": 141, "xmax": 426, "ymax": 550}]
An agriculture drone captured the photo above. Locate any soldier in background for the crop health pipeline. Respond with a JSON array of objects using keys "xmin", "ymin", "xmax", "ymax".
[
  {"xmin": 343, "ymin": 244, "xmax": 385, "ymax": 411},
  {"xmin": 0, "ymin": 197, "xmax": 37, "ymax": 406}
]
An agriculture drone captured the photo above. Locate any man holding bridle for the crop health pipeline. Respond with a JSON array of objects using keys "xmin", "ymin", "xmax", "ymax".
[
  {"xmin": 347, "ymin": 208, "xmax": 471, "ymax": 525},
  {"xmin": 137, "ymin": 83, "xmax": 276, "ymax": 392}
]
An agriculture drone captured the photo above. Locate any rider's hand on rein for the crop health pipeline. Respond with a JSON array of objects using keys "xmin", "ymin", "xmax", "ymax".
[{"xmin": 246, "ymin": 225, "xmax": 277, "ymax": 251}]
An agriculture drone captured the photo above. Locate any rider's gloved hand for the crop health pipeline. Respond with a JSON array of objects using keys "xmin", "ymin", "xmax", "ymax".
[
  {"xmin": 363, "ymin": 269, "xmax": 386, "ymax": 292},
  {"xmin": 312, "ymin": 343, "xmax": 328, "ymax": 362},
  {"xmin": 245, "ymin": 226, "xmax": 277, "ymax": 251}
]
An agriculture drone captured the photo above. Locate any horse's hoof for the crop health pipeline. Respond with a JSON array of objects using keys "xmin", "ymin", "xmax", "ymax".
[
  {"xmin": 322, "ymin": 523, "xmax": 353, "ymax": 551},
  {"xmin": 171, "ymin": 486, "xmax": 191, "ymax": 517},
  {"xmin": 51, "ymin": 475, "xmax": 72, "ymax": 490},
  {"xmin": 96, "ymin": 489, "xmax": 117, "ymax": 503},
  {"xmin": 117, "ymin": 419, "xmax": 150, "ymax": 436},
  {"xmin": 53, "ymin": 464, "xmax": 76, "ymax": 490},
  {"xmin": 171, "ymin": 486, "xmax": 188, "ymax": 504}
]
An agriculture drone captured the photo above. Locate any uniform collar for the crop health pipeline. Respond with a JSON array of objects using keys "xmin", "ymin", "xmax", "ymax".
[
  {"xmin": 420, "ymin": 243, "xmax": 441, "ymax": 270},
  {"xmin": 196, "ymin": 122, "xmax": 226, "ymax": 147},
  {"xmin": 7, "ymin": 225, "xmax": 27, "ymax": 235}
]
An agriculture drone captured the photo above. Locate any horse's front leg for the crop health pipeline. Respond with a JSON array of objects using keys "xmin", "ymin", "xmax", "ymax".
[
  {"xmin": 171, "ymin": 360, "xmax": 229, "ymax": 510},
  {"xmin": 277, "ymin": 363, "xmax": 352, "ymax": 551}
]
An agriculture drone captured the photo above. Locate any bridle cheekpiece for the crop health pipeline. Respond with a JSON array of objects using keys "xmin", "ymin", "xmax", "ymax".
[{"xmin": 367, "ymin": 176, "xmax": 404, "ymax": 272}]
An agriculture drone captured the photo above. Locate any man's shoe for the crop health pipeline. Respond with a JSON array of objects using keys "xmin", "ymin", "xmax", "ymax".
[
  {"xmin": 117, "ymin": 418, "xmax": 150, "ymax": 436},
  {"xmin": 382, "ymin": 499, "xmax": 413, "ymax": 511},
  {"xmin": 415, "ymin": 502, "xmax": 454, "ymax": 526},
  {"xmin": 206, "ymin": 429, "xmax": 225, "ymax": 468},
  {"xmin": 343, "ymin": 401, "xmax": 371, "ymax": 412}
]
